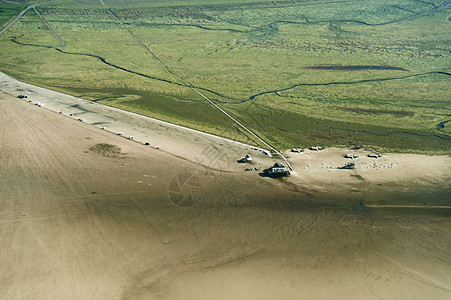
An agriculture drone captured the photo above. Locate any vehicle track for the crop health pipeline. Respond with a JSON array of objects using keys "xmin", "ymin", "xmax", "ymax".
[
  {"xmin": 99, "ymin": 0, "xmax": 294, "ymax": 170},
  {"xmin": 33, "ymin": 6, "xmax": 65, "ymax": 47},
  {"xmin": 0, "ymin": 0, "xmax": 63, "ymax": 36}
]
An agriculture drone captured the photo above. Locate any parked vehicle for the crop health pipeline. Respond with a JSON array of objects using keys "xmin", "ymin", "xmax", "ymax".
[{"xmin": 265, "ymin": 163, "xmax": 290, "ymax": 177}]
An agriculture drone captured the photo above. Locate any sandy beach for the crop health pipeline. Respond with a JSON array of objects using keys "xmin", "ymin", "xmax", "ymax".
[
  {"xmin": 286, "ymin": 147, "xmax": 451, "ymax": 206},
  {"xmin": 1, "ymin": 77, "xmax": 451, "ymax": 299},
  {"xmin": 0, "ymin": 71, "xmax": 276, "ymax": 171}
]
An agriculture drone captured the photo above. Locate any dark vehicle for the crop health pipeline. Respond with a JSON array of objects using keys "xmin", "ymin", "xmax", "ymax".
[
  {"xmin": 265, "ymin": 163, "xmax": 290, "ymax": 177},
  {"xmin": 17, "ymin": 94, "xmax": 27, "ymax": 98},
  {"xmin": 342, "ymin": 162, "xmax": 356, "ymax": 169}
]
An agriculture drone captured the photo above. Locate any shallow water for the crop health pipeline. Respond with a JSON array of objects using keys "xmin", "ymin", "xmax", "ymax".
[{"xmin": 437, "ymin": 120, "xmax": 450, "ymax": 129}]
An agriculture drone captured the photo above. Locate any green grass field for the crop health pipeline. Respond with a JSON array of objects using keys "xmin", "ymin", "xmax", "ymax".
[{"xmin": 1, "ymin": 0, "xmax": 450, "ymax": 153}]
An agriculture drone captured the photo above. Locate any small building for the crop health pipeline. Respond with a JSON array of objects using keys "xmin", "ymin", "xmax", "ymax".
[
  {"xmin": 245, "ymin": 154, "xmax": 252, "ymax": 162},
  {"xmin": 345, "ymin": 153, "xmax": 359, "ymax": 159},
  {"xmin": 266, "ymin": 163, "xmax": 290, "ymax": 177},
  {"xmin": 368, "ymin": 153, "xmax": 382, "ymax": 158}
]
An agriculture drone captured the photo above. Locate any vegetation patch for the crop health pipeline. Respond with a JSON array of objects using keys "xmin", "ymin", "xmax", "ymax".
[
  {"xmin": 89, "ymin": 143, "xmax": 123, "ymax": 157},
  {"xmin": 339, "ymin": 107, "xmax": 415, "ymax": 117}
]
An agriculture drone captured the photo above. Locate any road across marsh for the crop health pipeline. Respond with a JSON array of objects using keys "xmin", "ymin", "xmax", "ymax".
[
  {"xmin": 0, "ymin": 0, "xmax": 63, "ymax": 36},
  {"xmin": 98, "ymin": 0, "xmax": 294, "ymax": 170}
]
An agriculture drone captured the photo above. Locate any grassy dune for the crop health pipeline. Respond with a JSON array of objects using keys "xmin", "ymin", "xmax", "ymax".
[{"xmin": 0, "ymin": 0, "xmax": 450, "ymax": 152}]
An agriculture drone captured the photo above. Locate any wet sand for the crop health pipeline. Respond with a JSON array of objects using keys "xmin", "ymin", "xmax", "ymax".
[{"xmin": 1, "ymin": 87, "xmax": 451, "ymax": 299}]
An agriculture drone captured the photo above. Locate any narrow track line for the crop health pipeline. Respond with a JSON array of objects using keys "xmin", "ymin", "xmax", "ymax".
[
  {"xmin": 0, "ymin": 0, "xmax": 63, "ymax": 36},
  {"xmin": 33, "ymin": 7, "xmax": 65, "ymax": 47},
  {"xmin": 99, "ymin": 0, "xmax": 294, "ymax": 171}
]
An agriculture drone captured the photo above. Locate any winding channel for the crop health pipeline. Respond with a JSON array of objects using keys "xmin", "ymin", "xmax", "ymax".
[
  {"xmin": 247, "ymin": 71, "xmax": 451, "ymax": 101},
  {"xmin": 2, "ymin": 0, "xmax": 450, "ymax": 147},
  {"xmin": 9, "ymin": 39, "xmax": 231, "ymax": 100},
  {"xmin": 99, "ymin": 0, "xmax": 451, "ymax": 34},
  {"xmin": 115, "ymin": 0, "xmax": 451, "ymax": 32},
  {"xmin": 4, "ymin": 0, "xmax": 451, "ymax": 104},
  {"xmin": 267, "ymin": 0, "xmax": 451, "ymax": 28},
  {"xmin": 10, "ymin": 38, "xmax": 451, "ymax": 107}
]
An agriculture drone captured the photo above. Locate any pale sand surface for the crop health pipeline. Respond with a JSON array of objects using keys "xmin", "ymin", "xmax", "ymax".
[
  {"xmin": 1, "ymin": 83, "xmax": 451, "ymax": 299},
  {"xmin": 286, "ymin": 148, "xmax": 451, "ymax": 206},
  {"xmin": 0, "ymin": 72, "xmax": 274, "ymax": 170}
]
